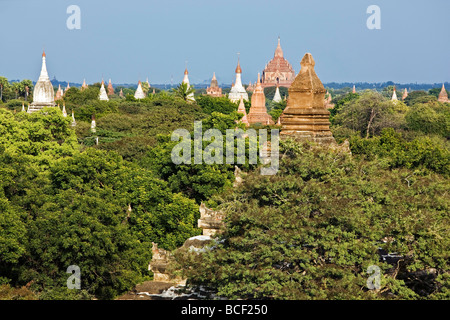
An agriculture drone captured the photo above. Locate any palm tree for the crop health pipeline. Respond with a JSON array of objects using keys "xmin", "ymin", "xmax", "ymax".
[{"xmin": 172, "ymin": 82, "xmax": 195, "ymax": 102}]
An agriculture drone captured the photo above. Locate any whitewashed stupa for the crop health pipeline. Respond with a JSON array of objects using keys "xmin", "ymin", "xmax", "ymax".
[
  {"xmin": 28, "ymin": 51, "xmax": 56, "ymax": 113},
  {"xmin": 99, "ymin": 79, "xmax": 109, "ymax": 101},
  {"xmin": 228, "ymin": 55, "xmax": 248, "ymax": 103},
  {"xmin": 134, "ymin": 80, "xmax": 146, "ymax": 99}
]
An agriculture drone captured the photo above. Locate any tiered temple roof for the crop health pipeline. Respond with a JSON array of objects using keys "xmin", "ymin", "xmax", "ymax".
[
  {"xmin": 261, "ymin": 38, "xmax": 296, "ymax": 88},
  {"xmin": 206, "ymin": 72, "xmax": 222, "ymax": 97},
  {"xmin": 55, "ymin": 84, "xmax": 63, "ymax": 101}
]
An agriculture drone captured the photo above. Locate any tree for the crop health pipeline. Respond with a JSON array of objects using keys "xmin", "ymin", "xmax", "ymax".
[
  {"xmin": 404, "ymin": 91, "xmax": 436, "ymax": 106},
  {"xmin": 196, "ymin": 95, "xmax": 238, "ymax": 115},
  {"xmin": 334, "ymin": 90, "xmax": 408, "ymax": 138},
  {"xmin": 172, "ymin": 82, "xmax": 195, "ymax": 102},
  {"xmin": 173, "ymin": 138, "xmax": 450, "ymax": 300},
  {"xmin": 405, "ymin": 103, "xmax": 449, "ymax": 137}
]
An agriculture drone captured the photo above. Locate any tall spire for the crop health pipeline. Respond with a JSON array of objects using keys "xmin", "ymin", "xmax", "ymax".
[
  {"xmin": 274, "ymin": 36, "xmax": 283, "ymax": 58},
  {"xmin": 38, "ymin": 50, "xmax": 49, "ymax": 81},
  {"xmin": 352, "ymin": 85, "xmax": 356, "ymax": 93},
  {"xmin": 62, "ymin": 104, "xmax": 67, "ymax": 117},
  {"xmin": 235, "ymin": 52, "xmax": 242, "ymax": 74}
]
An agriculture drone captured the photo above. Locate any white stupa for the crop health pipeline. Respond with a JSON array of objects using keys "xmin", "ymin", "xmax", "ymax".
[
  {"xmin": 99, "ymin": 79, "xmax": 109, "ymax": 101},
  {"xmin": 134, "ymin": 80, "xmax": 146, "ymax": 99},
  {"xmin": 391, "ymin": 86, "xmax": 398, "ymax": 101},
  {"xmin": 228, "ymin": 55, "xmax": 248, "ymax": 103},
  {"xmin": 273, "ymin": 84, "xmax": 282, "ymax": 103},
  {"xmin": 28, "ymin": 51, "xmax": 56, "ymax": 113},
  {"xmin": 182, "ymin": 68, "xmax": 195, "ymax": 101}
]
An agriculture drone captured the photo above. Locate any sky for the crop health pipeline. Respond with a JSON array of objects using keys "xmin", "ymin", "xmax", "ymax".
[{"xmin": 0, "ymin": 0, "xmax": 449, "ymax": 85}]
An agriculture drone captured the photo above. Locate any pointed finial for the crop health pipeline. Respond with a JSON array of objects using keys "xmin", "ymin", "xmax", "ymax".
[{"xmin": 235, "ymin": 53, "xmax": 242, "ymax": 74}]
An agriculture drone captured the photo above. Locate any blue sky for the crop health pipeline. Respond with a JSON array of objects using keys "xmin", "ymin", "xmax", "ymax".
[{"xmin": 0, "ymin": 0, "xmax": 449, "ymax": 85}]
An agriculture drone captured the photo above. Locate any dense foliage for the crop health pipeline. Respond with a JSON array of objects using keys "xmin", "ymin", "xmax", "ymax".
[
  {"xmin": 0, "ymin": 78, "xmax": 448, "ymax": 300},
  {"xmin": 0, "ymin": 107, "xmax": 201, "ymax": 299},
  {"xmin": 173, "ymin": 139, "xmax": 449, "ymax": 299}
]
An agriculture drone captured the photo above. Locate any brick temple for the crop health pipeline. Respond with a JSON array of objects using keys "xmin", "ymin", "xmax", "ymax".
[{"xmin": 261, "ymin": 37, "xmax": 296, "ymax": 88}]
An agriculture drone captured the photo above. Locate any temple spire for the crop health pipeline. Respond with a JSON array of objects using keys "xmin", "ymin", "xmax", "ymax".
[
  {"xmin": 247, "ymin": 73, "xmax": 273, "ymax": 125},
  {"xmin": 38, "ymin": 50, "xmax": 49, "ymax": 81},
  {"xmin": 55, "ymin": 84, "xmax": 62, "ymax": 100},
  {"xmin": 438, "ymin": 83, "xmax": 449, "ymax": 103},
  {"xmin": 228, "ymin": 53, "xmax": 248, "ymax": 102},
  {"xmin": 81, "ymin": 79, "xmax": 88, "ymax": 91},
  {"xmin": 134, "ymin": 80, "xmax": 146, "ymax": 99},
  {"xmin": 391, "ymin": 86, "xmax": 398, "ymax": 101},
  {"xmin": 236, "ymin": 96, "xmax": 249, "ymax": 127},
  {"xmin": 402, "ymin": 88, "xmax": 408, "ymax": 100},
  {"xmin": 274, "ymin": 36, "xmax": 283, "ymax": 58},
  {"xmin": 71, "ymin": 110, "xmax": 76, "ymax": 127},
  {"xmin": 107, "ymin": 79, "xmax": 114, "ymax": 96},
  {"xmin": 273, "ymin": 84, "xmax": 282, "ymax": 103},
  {"xmin": 182, "ymin": 67, "xmax": 195, "ymax": 101},
  {"xmin": 279, "ymin": 52, "xmax": 336, "ymax": 145},
  {"xmin": 99, "ymin": 79, "xmax": 109, "ymax": 101}
]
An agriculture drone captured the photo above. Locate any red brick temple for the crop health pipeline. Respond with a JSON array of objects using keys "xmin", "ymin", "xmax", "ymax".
[{"xmin": 261, "ymin": 37, "xmax": 296, "ymax": 88}]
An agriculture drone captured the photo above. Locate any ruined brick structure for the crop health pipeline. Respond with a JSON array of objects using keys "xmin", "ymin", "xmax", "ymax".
[{"xmin": 280, "ymin": 53, "xmax": 336, "ymax": 145}]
